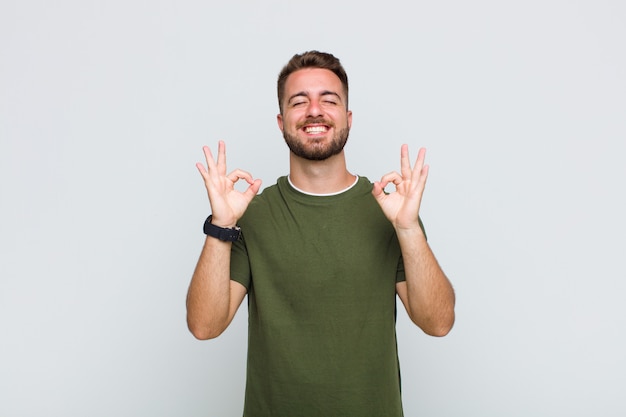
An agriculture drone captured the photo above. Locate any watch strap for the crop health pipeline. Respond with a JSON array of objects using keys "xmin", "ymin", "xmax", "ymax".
[{"xmin": 203, "ymin": 215, "xmax": 241, "ymax": 242}]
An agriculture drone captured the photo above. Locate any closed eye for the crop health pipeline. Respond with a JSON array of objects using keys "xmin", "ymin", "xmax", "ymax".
[{"xmin": 320, "ymin": 91, "xmax": 342, "ymax": 106}]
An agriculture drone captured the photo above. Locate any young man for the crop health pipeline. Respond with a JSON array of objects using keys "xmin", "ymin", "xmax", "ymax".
[{"xmin": 187, "ymin": 51, "xmax": 455, "ymax": 416}]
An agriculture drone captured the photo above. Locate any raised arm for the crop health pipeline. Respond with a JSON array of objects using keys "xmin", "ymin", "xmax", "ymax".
[
  {"xmin": 186, "ymin": 141, "xmax": 262, "ymax": 340},
  {"xmin": 372, "ymin": 145, "xmax": 455, "ymax": 337}
]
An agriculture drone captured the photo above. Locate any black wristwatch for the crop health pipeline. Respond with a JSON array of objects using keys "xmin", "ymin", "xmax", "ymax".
[{"xmin": 203, "ymin": 215, "xmax": 241, "ymax": 242}]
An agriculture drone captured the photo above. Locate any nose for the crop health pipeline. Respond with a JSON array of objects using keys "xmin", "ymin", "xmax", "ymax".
[{"xmin": 306, "ymin": 99, "xmax": 324, "ymax": 118}]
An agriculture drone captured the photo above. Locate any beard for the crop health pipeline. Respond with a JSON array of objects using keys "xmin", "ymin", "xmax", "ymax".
[{"xmin": 283, "ymin": 124, "xmax": 350, "ymax": 161}]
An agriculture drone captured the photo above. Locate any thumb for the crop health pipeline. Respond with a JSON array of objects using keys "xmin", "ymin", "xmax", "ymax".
[
  {"xmin": 243, "ymin": 179, "xmax": 262, "ymax": 200},
  {"xmin": 371, "ymin": 181, "xmax": 386, "ymax": 200}
]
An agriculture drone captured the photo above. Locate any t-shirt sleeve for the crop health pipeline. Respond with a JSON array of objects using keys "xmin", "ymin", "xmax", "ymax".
[
  {"xmin": 395, "ymin": 255, "xmax": 406, "ymax": 283},
  {"xmin": 230, "ymin": 233, "xmax": 251, "ymax": 290},
  {"xmin": 419, "ymin": 216, "xmax": 427, "ymax": 240}
]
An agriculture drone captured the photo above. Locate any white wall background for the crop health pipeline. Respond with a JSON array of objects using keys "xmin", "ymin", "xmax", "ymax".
[{"xmin": 1, "ymin": 1, "xmax": 625, "ymax": 416}]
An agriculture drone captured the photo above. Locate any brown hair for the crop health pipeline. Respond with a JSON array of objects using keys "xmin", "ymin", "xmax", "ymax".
[{"xmin": 277, "ymin": 51, "xmax": 349, "ymax": 114}]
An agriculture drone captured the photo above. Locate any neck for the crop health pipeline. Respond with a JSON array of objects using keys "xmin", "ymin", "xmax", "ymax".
[{"xmin": 288, "ymin": 151, "xmax": 356, "ymax": 195}]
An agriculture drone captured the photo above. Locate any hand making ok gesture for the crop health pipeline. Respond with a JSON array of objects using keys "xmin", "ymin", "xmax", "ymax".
[
  {"xmin": 372, "ymin": 145, "xmax": 429, "ymax": 232},
  {"xmin": 196, "ymin": 141, "xmax": 262, "ymax": 227}
]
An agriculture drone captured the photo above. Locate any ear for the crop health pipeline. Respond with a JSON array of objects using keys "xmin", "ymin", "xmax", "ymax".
[
  {"xmin": 277, "ymin": 113, "xmax": 284, "ymax": 132},
  {"xmin": 347, "ymin": 110, "xmax": 353, "ymax": 129}
]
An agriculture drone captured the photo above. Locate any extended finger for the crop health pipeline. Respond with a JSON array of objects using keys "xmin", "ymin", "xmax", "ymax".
[
  {"xmin": 216, "ymin": 140, "xmax": 227, "ymax": 176},
  {"xmin": 412, "ymin": 147, "xmax": 426, "ymax": 174},
  {"xmin": 195, "ymin": 162, "xmax": 208, "ymax": 178},
  {"xmin": 202, "ymin": 145, "xmax": 217, "ymax": 173},
  {"xmin": 196, "ymin": 145, "xmax": 217, "ymax": 179},
  {"xmin": 400, "ymin": 144, "xmax": 412, "ymax": 179},
  {"xmin": 412, "ymin": 148, "xmax": 429, "ymax": 186}
]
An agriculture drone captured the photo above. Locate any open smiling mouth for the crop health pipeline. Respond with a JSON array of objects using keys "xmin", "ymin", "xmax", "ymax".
[
  {"xmin": 303, "ymin": 125, "xmax": 329, "ymax": 134},
  {"xmin": 297, "ymin": 118, "xmax": 334, "ymax": 134}
]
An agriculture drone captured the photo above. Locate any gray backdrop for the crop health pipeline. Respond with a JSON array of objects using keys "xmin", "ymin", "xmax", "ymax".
[{"xmin": 1, "ymin": 0, "xmax": 625, "ymax": 416}]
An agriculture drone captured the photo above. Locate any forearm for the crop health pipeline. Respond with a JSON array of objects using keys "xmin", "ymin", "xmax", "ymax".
[
  {"xmin": 397, "ymin": 228, "xmax": 455, "ymax": 336},
  {"xmin": 186, "ymin": 237, "xmax": 235, "ymax": 340}
]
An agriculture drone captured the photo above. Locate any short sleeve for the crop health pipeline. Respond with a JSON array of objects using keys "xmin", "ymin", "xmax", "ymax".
[
  {"xmin": 230, "ymin": 232, "xmax": 251, "ymax": 290},
  {"xmin": 395, "ymin": 255, "xmax": 406, "ymax": 283}
]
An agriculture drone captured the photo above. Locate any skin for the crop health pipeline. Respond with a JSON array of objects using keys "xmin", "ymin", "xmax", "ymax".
[
  {"xmin": 186, "ymin": 68, "xmax": 455, "ymax": 340},
  {"xmin": 277, "ymin": 68, "xmax": 355, "ymax": 194}
]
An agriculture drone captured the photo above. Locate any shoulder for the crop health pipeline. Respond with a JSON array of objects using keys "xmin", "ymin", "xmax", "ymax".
[
  {"xmin": 248, "ymin": 177, "xmax": 285, "ymax": 206},
  {"xmin": 238, "ymin": 177, "xmax": 285, "ymax": 223}
]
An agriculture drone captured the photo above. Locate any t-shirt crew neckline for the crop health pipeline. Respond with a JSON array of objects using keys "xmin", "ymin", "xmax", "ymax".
[{"xmin": 286, "ymin": 175, "xmax": 360, "ymax": 197}]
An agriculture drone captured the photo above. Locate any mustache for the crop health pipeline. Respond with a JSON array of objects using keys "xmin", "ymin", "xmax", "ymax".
[{"xmin": 296, "ymin": 117, "xmax": 335, "ymax": 129}]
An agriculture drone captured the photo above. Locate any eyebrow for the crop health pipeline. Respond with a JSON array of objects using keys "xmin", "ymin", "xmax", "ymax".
[{"xmin": 287, "ymin": 90, "xmax": 343, "ymax": 104}]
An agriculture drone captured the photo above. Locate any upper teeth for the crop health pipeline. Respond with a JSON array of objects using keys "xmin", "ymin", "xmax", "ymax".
[{"xmin": 305, "ymin": 126, "xmax": 327, "ymax": 133}]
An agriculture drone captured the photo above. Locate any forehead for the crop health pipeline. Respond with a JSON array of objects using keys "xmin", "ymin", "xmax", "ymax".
[{"xmin": 284, "ymin": 68, "xmax": 345, "ymax": 97}]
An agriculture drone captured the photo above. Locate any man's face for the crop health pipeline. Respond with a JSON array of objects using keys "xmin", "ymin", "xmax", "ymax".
[{"xmin": 277, "ymin": 68, "xmax": 352, "ymax": 161}]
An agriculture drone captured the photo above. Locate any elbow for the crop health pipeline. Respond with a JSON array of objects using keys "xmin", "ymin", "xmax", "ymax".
[
  {"xmin": 423, "ymin": 293, "xmax": 456, "ymax": 337},
  {"xmin": 187, "ymin": 318, "xmax": 226, "ymax": 341},
  {"xmin": 424, "ymin": 318, "xmax": 455, "ymax": 337},
  {"xmin": 413, "ymin": 309, "xmax": 455, "ymax": 337},
  {"xmin": 186, "ymin": 299, "xmax": 230, "ymax": 340},
  {"xmin": 189, "ymin": 328, "xmax": 219, "ymax": 341}
]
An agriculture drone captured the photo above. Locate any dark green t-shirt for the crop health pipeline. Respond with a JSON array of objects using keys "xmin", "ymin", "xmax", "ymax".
[{"xmin": 231, "ymin": 176, "xmax": 407, "ymax": 417}]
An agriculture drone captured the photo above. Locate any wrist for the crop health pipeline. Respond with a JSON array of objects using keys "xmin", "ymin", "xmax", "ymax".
[
  {"xmin": 394, "ymin": 217, "xmax": 427, "ymax": 240},
  {"xmin": 207, "ymin": 213, "xmax": 238, "ymax": 228},
  {"xmin": 203, "ymin": 215, "xmax": 241, "ymax": 242},
  {"xmin": 395, "ymin": 225, "xmax": 425, "ymax": 238}
]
